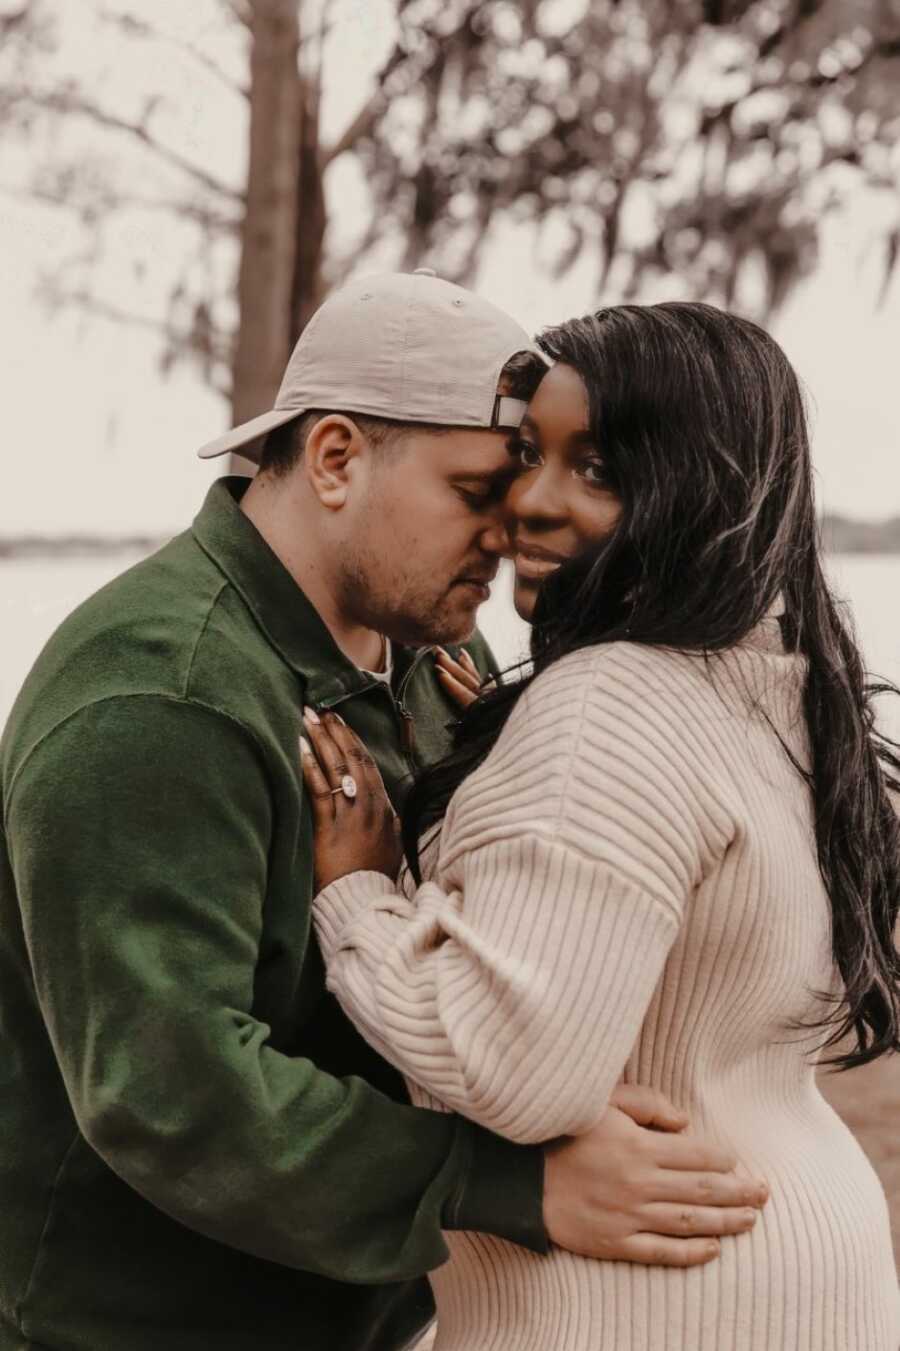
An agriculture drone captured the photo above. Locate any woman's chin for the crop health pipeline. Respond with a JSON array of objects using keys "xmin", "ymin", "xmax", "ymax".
[{"xmin": 512, "ymin": 580, "xmax": 538, "ymax": 624}]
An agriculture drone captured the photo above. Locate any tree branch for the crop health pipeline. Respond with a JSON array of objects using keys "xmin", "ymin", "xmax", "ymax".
[
  {"xmin": 0, "ymin": 2, "xmax": 40, "ymax": 39},
  {"xmin": 315, "ymin": 0, "xmax": 336, "ymax": 90},
  {"xmin": 46, "ymin": 289, "xmax": 175, "ymax": 336},
  {"xmin": 0, "ymin": 5, "xmax": 26, "ymax": 35},
  {"xmin": 218, "ymin": 0, "xmax": 251, "ymax": 29},
  {"xmin": 18, "ymin": 90, "xmax": 245, "ymax": 204},
  {"xmin": 322, "ymin": 36, "xmax": 413, "ymax": 166},
  {"xmin": 0, "ymin": 180, "xmax": 242, "ymax": 235},
  {"xmin": 107, "ymin": 192, "xmax": 242, "ymax": 234},
  {"xmin": 97, "ymin": 8, "xmax": 250, "ymax": 101},
  {"xmin": 49, "ymin": 287, "xmax": 233, "ymax": 367},
  {"xmin": 323, "ymin": 5, "xmax": 514, "ymax": 169},
  {"xmin": 322, "ymin": 89, "xmax": 388, "ymax": 167},
  {"xmin": 877, "ymin": 228, "xmax": 899, "ymax": 308}
]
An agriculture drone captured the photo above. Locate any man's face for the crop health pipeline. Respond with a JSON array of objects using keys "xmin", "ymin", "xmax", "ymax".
[{"xmin": 337, "ymin": 427, "xmax": 519, "ymax": 647}]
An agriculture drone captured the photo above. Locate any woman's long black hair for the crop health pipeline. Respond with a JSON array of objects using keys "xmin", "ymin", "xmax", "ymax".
[{"xmin": 402, "ymin": 301, "xmax": 900, "ymax": 1071}]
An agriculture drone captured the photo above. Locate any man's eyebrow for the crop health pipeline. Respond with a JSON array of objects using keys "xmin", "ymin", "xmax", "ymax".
[{"xmin": 451, "ymin": 467, "xmax": 518, "ymax": 481}]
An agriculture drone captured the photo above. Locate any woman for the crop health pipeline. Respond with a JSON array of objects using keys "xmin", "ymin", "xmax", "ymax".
[{"xmin": 301, "ymin": 302, "xmax": 900, "ymax": 1349}]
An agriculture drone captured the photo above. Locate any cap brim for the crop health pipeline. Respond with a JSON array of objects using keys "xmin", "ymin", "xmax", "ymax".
[{"xmin": 196, "ymin": 406, "xmax": 305, "ymax": 462}]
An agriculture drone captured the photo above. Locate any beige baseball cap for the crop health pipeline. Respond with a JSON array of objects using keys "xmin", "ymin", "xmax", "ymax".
[{"xmin": 197, "ymin": 270, "xmax": 542, "ymax": 463}]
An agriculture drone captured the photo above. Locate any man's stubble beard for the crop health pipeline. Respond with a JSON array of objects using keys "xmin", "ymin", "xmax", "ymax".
[{"xmin": 338, "ymin": 543, "xmax": 476, "ymax": 649}]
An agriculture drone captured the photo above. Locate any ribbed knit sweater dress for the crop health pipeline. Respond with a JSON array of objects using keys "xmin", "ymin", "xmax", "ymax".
[{"xmin": 313, "ymin": 622, "xmax": 900, "ymax": 1350}]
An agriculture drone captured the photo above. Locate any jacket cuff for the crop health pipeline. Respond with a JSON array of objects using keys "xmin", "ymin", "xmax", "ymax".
[{"xmin": 444, "ymin": 1122, "xmax": 549, "ymax": 1255}]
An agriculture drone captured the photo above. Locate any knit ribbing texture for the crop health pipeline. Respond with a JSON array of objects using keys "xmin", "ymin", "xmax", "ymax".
[{"xmin": 314, "ymin": 628, "xmax": 900, "ymax": 1350}]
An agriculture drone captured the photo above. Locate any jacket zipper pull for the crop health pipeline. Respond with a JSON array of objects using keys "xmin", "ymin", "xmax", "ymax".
[{"xmin": 398, "ymin": 706, "xmax": 417, "ymax": 755}]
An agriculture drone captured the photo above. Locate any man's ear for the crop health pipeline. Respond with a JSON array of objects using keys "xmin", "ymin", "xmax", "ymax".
[{"xmin": 303, "ymin": 415, "xmax": 366, "ymax": 510}]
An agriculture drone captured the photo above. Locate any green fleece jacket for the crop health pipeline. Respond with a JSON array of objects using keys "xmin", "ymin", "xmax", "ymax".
[{"xmin": 0, "ymin": 477, "xmax": 545, "ymax": 1351}]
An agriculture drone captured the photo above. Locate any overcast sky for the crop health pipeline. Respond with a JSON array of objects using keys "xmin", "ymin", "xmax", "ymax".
[{"xmin": 1, "ymin": 0, "xmax": 898, "ymax": 536}]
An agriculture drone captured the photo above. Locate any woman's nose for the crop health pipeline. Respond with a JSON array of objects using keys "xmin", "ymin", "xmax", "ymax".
[{"xmin": 506, "ymin": 466, "xmax": 567, "ymax": 525}]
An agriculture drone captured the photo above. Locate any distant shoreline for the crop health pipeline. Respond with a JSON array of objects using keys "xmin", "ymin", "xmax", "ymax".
[
  {"xmin": 0, "ymin": 536, "xmax": 167, "ymax": 561},
  {"xmin": 3, "ymin": 514, "xmax": 899, "ymax": 558},
  {"xmin": 821, "ymin": 515, "xmax": 900, "ymax": 554}
]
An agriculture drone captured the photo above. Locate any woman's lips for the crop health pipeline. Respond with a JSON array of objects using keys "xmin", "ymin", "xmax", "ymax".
[{"xmin": 514, "ymin": 546, "xmax": 569, "ymax": 581}]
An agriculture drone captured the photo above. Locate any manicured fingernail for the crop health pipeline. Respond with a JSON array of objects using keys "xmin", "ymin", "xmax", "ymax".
[
  {"xmin": 304, "ymin": 706, "xmax": 320, "ymax": 725},
  {"xmin": 331, "ymin": 713, "xmax": 346, "ymax": 725},
  {"xmin": 299, "ymin": 736, "xmax": 312, "ymax": 757}
]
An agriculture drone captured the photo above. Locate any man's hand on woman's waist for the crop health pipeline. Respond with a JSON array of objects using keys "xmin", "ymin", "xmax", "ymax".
[{"xmin": 544, "ymin": 1084, "xmax": 769, "ymax": 1266}]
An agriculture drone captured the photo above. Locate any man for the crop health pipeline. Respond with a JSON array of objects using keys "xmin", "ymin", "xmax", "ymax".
[{"xmin": 0, "ymin": 272, "xmax": 765, "ymax": 1351}]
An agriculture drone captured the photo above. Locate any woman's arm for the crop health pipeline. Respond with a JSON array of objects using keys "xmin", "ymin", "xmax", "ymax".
[
  {"xmin": 314, "ymin": 839, "xmax": 680, "ymax": 1143},
  {"xmin": 306, "ymin": 645, "xmax": 729, "ymax": 1145}
]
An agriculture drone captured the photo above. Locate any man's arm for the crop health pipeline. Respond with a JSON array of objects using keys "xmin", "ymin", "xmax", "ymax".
[{"xmin": 6, "ymin": 693, "xmax": 546, "ymax": 1283}]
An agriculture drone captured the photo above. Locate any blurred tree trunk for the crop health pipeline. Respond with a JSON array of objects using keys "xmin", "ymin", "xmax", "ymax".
[
  {"xmin": 291, "ymin": 71, "xmax": 327, "ymax": 343},
  {"xmin": 230, "ymin": 0, "xmax": 303, "ymax": 475}
]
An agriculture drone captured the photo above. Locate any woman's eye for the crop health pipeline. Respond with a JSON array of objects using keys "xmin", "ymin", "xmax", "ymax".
[
  {"xmin": 576, "ymin": 460, "xmax": 609, "ymax": 488},
  {"xmin": 510, "ymin": 438, "xmax": 542, "ymax": 469}
]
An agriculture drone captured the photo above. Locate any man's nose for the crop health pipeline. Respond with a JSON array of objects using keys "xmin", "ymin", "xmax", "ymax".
[{"xmin": 479, "ymin": 509, "xmax": 514, "ymax": 559}]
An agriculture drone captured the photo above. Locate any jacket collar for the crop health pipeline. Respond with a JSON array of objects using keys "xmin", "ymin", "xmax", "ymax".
[{"xmin": 191, "ymin": 476, "xmax": 389, "ymax": 705}]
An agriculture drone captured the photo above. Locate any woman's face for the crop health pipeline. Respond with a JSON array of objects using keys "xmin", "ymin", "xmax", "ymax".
[{"xmin": 506, "ymin": 362, "xmax": 622, "ymax": 622}]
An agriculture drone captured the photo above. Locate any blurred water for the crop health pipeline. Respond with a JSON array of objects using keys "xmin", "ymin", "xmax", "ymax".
[{"xmin": 2, "ymin": 553, "xmax": 899, "ymax": 739}]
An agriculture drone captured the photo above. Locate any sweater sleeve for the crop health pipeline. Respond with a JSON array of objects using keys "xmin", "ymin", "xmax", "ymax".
[
  {"xmin": 5, "ymin": 694, "xmax": 545, "ymax": 1282},
  {"xmin": 314, "ymin": 646, "xmax": 722, "ymax": 1145}
]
